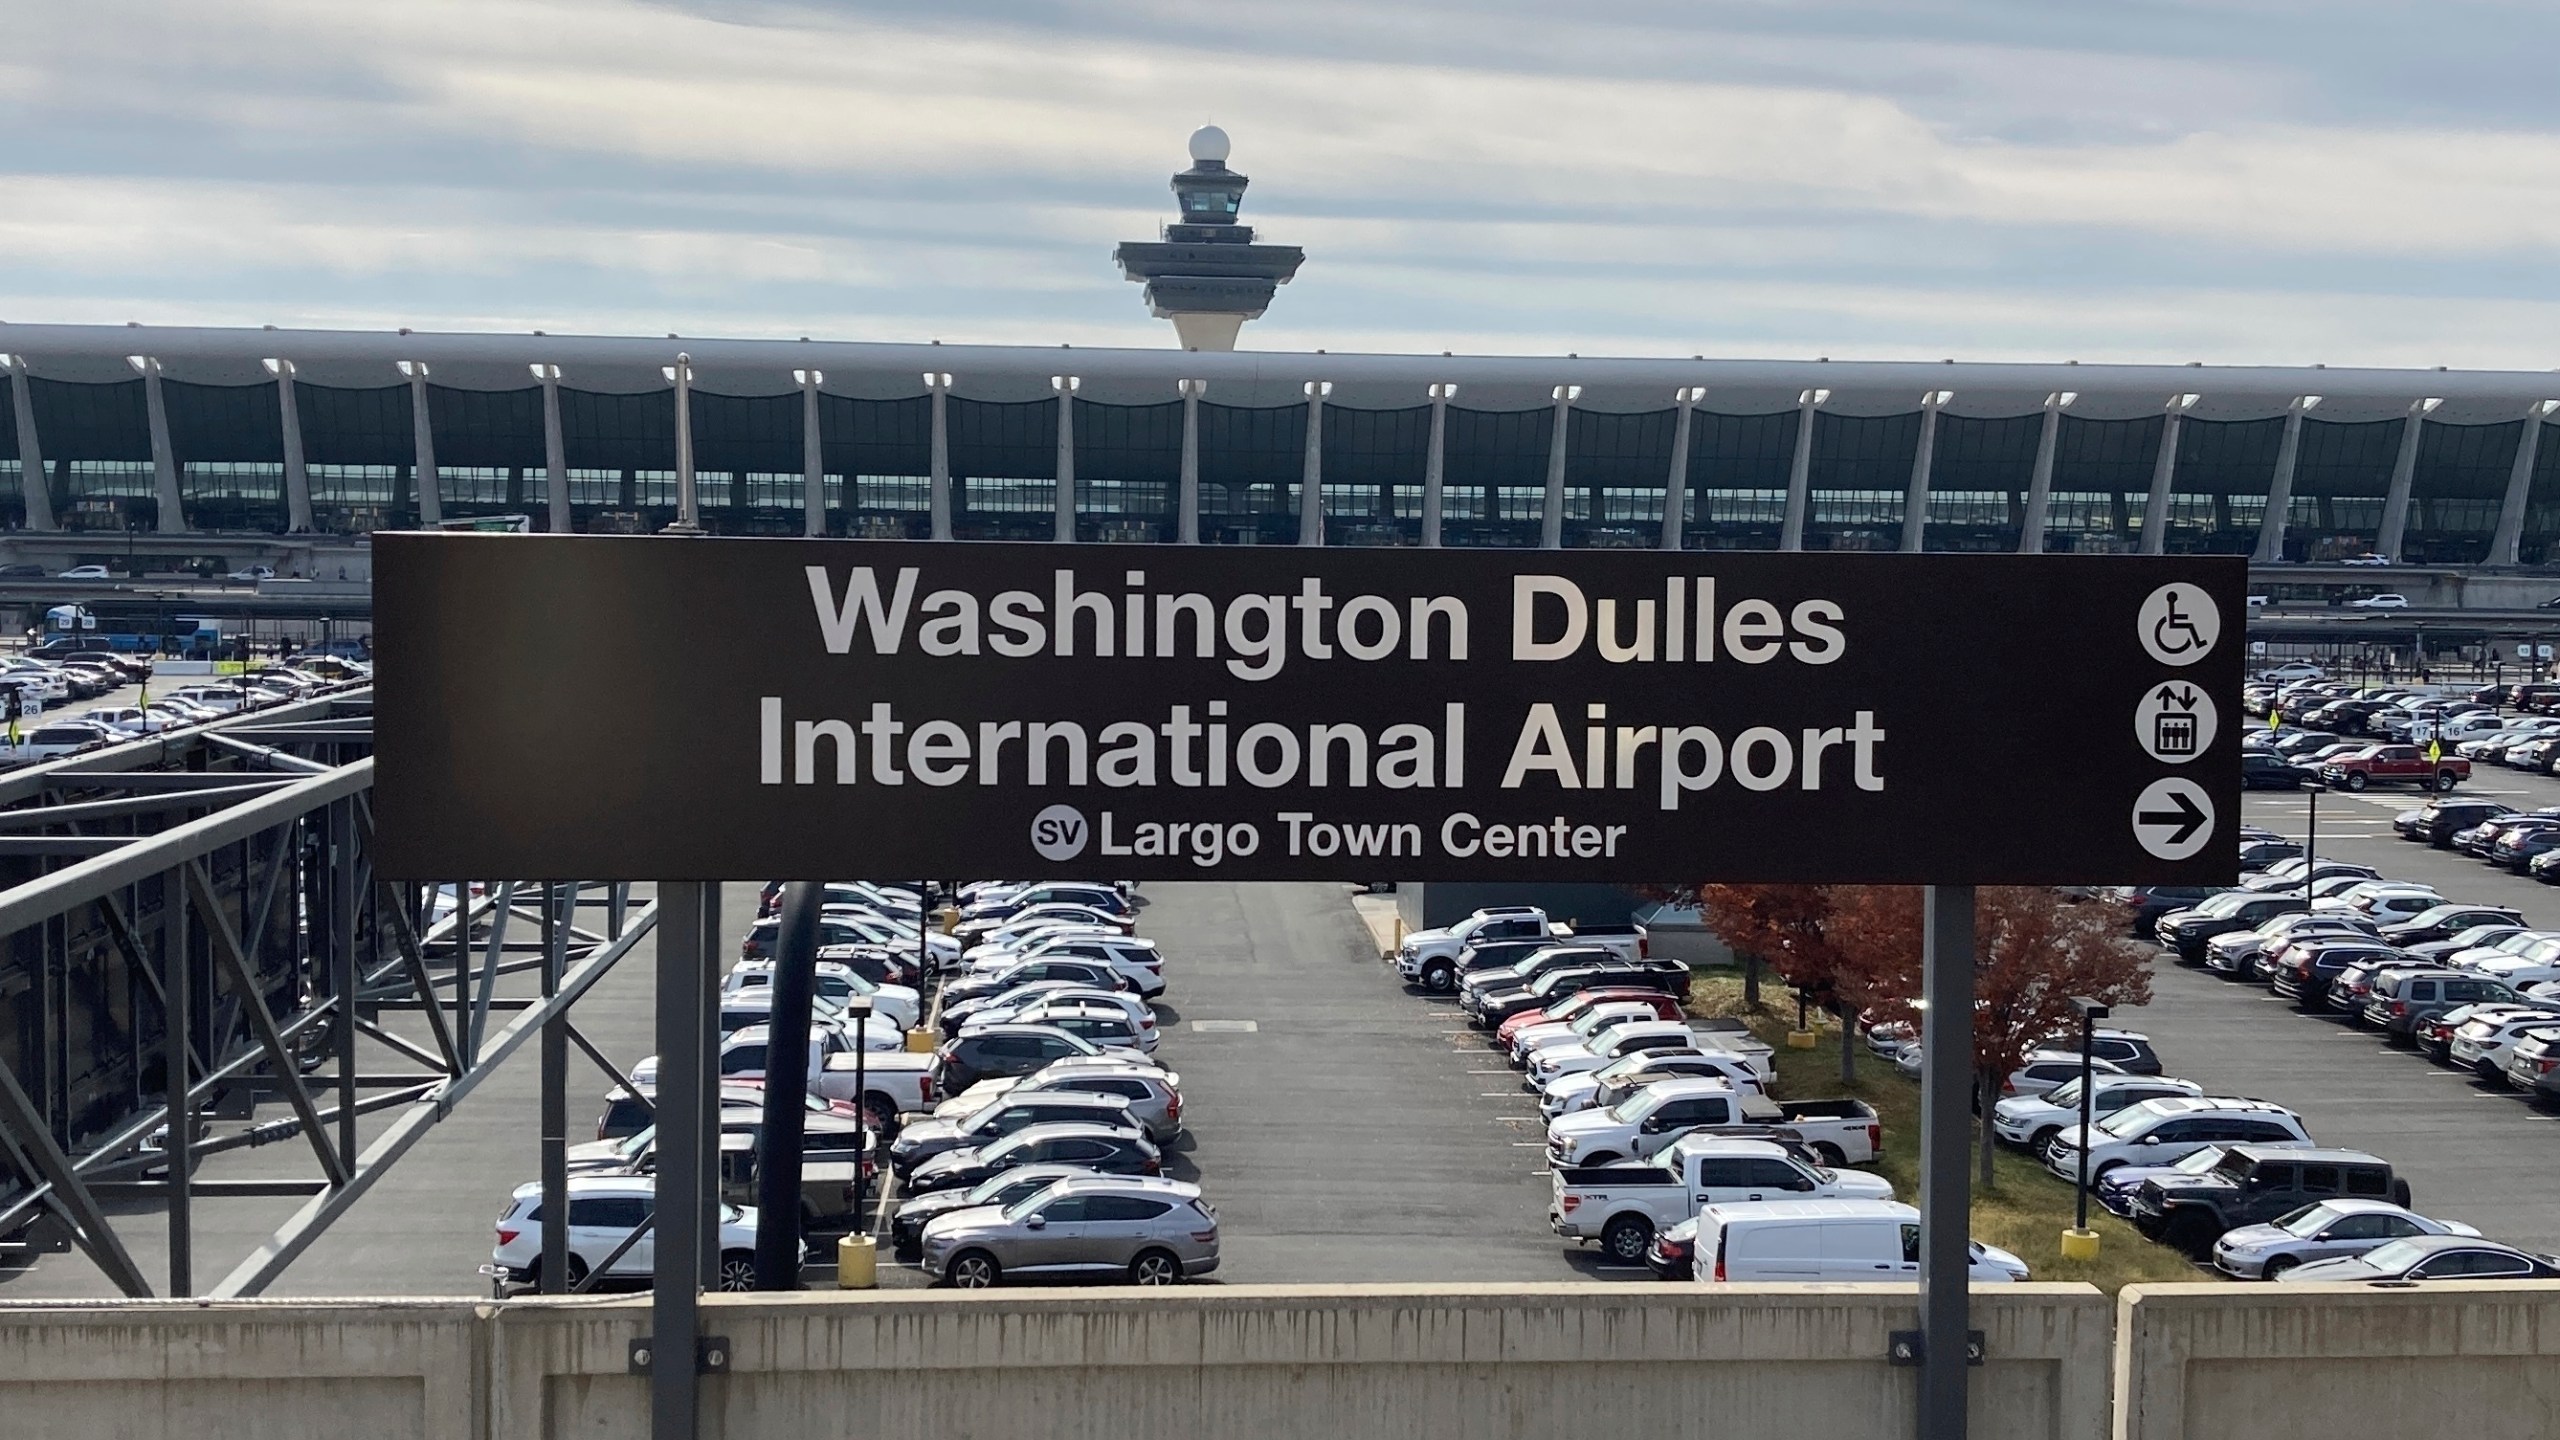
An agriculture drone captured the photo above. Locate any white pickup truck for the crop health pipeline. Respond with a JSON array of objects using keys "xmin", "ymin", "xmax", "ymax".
[
  {"xmin": 1545, "ymin": 1077, "xmax": 1884, "ymax": 1168},
  {"xmin": 1550, "ymin": 1135, "xmax": 1897, "ymax": 1262},
  {"xmin": 1395, "ymin": 907, "xmax": 1644, "ymax": 993},
  {"xmin": 810, "ymin": 1049, "xmax": 940, "ymax": 1127}
]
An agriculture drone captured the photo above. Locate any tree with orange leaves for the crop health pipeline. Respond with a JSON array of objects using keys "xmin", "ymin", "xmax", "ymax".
[
  {"xmin": 1830, "ymin": 885, "xmax": 2150, "ymax": 1187},
  {"xmin": 1691, "ymin": 883, "xmax": 1884, "ymax": 1084}
]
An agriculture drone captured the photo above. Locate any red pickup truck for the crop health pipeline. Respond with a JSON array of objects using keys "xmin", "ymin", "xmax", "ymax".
[{"xmin": 2318, "ymin": 744, "xmax": 2468, "ymax": 793}]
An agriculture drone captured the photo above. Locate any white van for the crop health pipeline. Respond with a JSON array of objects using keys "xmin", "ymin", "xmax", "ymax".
[{"xmin": 1689, "ymin": 1199, "xmax": 2029, "ymax": 1283}]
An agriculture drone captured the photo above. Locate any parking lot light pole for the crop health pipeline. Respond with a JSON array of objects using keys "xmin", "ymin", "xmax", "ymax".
[
  {"xmin": 2063, "ymin": 996, "xmax": 2108, "ymax": 1258},
  {"xmin": 846, "ymin": 995, "xmax": 873, "ymax": 1227}
]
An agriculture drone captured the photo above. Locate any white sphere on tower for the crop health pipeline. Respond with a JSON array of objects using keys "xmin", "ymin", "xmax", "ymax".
[{"xmin": 1188, "ymin": 124, "xmax": 1231, "ymax": 164}]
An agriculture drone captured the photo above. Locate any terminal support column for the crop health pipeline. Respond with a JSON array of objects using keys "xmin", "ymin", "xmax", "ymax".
[
  {"xmin": 271, "ymin": 359, "xmax": 314, "ymax": 532},
  {"xmin": 2374, "ymin": 402, "xmax": 2430, "ymax": 561},
  {"xmin": 403, "ymin": 363, "xmax": 442, "ymax": 527},
  {"xmin": 1422, "ymin": 384, "xmax": 1452, "ymax": 547},
  {"xmin": 1052, "ymin": 376, "xmax": 1078, "ymax": 544},
  {"xmin": 1901, "ymin": 396, "xmax": 1943, "ymax": 553},
  {"xmin": 2017, "ymin": 396, "xmax": 2064, "ymax": 555},
  {"xmin": 1917, "ymin": 884, "xmax": 1975, "ymax": 1440},
  {"xmin": 1540, "ymin": 385, "xmax": 1575, "ymax": 550},
  {"xmin": 2487, "ymin": 401, "xmax": 2554, "ymax": 566},
  {"xmin": 4, "ymin": 356, "xmax": 58, "ymax": 532},
  {"xmin": 2251, "ymin": 400, "xmax": 2311, "ymax": 564},
  {"xmin": 1301, "ymin": 380, "xmax": 1328, "ymax": 547},
  {"xmin": 797, "ymin": 370, "xmax": 826, "ymax": 538},
  {"xmin": 538, "ymin": 366, "xmax": 570, "ymax": 535},
  {"xmin": 1176, "ymin": 379, "xmax": 1204, "ymax": 544},
  {"xmin": 2137, "ymin": 405, "xmax": 2185, "ymax": 556},
  {"xmin": 1780, "ymin": 389, "xmax": 1821, "ymax": 551},
  {"xmin": 139, "ymin": 357, "xmax": 189, "ymax": 533},
  {"xmin": 1661, "ymin": 389, "xmax": 1698, "ymax": 552},
  {"xmin": 926, "ymin": 373, "xmax": 953, "ymax": 542}
]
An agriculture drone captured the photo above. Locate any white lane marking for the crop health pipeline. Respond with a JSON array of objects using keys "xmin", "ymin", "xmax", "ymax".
[{"xmin": 1190, "ymin": 1019, "xmax": 1258, "ymax": 1033}]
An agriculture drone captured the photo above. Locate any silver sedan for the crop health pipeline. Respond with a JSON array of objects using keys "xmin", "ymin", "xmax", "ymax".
[{"xmin": 2212, "ymin": 1199, "xmax": 2479, "ymax": 1280}]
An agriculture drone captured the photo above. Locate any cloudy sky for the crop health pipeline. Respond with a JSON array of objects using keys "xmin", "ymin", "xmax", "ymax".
[{"xmin": 5, "ymin": 0, "xmax": 2559, "ymax": 368}]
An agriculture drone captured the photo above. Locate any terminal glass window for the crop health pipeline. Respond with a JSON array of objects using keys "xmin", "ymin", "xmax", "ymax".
[
  {"xmin": 818, "ymin": 394, "xmax": 933, "ymax": 538},
  {"xmin": 2048, "ymin": 414, "xmax": 2161, "ymax": 554},
  {"xmin": 1806, "ymin": 410, "xmax": 1918, "ymax": 551},
  {"xmin": 2522, "ymin": 422, "xmax": 2560, "ymax": 564},
  {"xmin": 434, "ymin": 466, "xmax": 513, "ymax": 506},
  {"xmin": 63, "ymin": 460, "xmax": 156, "ymax": 499},
  {"xmin": 1924, "ymin": 413, "xmax": 2040, "ymax": 551},
  {"xmin": 1199, "ymin": 402, "xmax": 1305, "ymax": 545},
  {"xmin": 1322, "ymin": 404, "xmax": 1429, "ymax": 545},
  {"xmin": 1074, "ymin": 399, "xmax": 1178, "ymax": 542},
  {"xmin": 1685, "ymin": 410, "xmax": 1795, "ymax": 550},
  {"xmin": 853, "ymin": 475, "xmax": 928, "ymax": 512},
  {"xmin": 2286, "ymin": 417, "xmax": 2400, "ymax": 561},
  {"xmin": 1442, "ymin": 406, "xmax": 1550, "ymax": 547},
  {"xmin": 2405, "ymin": 419, "xmax": 2521, "ymax": 565},
  {"xmin": 2163, "ymin": 416, "xmax": 2283, "ymax": 554},
  {"xmin": 1563, "ymin": 408, "xmax": 1674, "ymax": 548},
  {"xmin": 949, "ymin": 397, "xmax": 1056, "ymax": 542}
]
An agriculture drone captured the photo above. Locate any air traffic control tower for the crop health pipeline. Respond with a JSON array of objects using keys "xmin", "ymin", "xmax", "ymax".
[{"xmin": 1114, "ymin": 126, "xmax": 1306, "ymax": 351}]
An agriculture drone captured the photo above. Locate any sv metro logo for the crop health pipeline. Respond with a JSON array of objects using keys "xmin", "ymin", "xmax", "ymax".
[{"xmin": 1030, "ymin": 804, "xmax": 1089, "ymax": 862}]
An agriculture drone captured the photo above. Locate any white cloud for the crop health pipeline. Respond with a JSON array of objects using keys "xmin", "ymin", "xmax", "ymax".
[{"xmin": 4, "ymin": 0, "xmax": 2559, "ymax": 363}]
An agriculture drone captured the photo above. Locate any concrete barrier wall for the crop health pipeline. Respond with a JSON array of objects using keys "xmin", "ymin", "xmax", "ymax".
[
  {"xmin": 24, "ymin": 1281, "xmax": 2560, "ymax": 1440},
  {"xmin": 2113, "ymin": 1281, "xmax": 2560, "ymax": 1440},
  {"xmin": 0, "ymin": 1298, "xmax": 484, "ymax": 1440},
  {"xmin": 488, "ymin": 1284, "xmax": 2112, "ymax": 1440}
]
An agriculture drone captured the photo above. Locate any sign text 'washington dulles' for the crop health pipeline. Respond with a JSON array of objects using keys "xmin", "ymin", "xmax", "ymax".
[{"xmin": 374, "ymin": 536, "xmax": 2243, "ymax": 883}]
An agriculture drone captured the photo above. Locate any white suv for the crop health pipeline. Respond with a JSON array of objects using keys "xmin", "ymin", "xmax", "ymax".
[
  {"xmin": 489, "ymin": 1175, "xmax": 761, "ymax": 1292},
  {"xmin": 2044, "ymin": 1097, "xmax": 2311, "ymax": 1184},
  {"xmin": 1991, "ymin": 1075, "xmax": 2202, "ymax": 1155}
]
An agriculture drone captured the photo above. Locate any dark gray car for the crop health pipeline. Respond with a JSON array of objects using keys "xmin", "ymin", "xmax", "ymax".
[{"xmin": 920, "ymin": 1174, "xmax": 1218, "ymax": 1287}]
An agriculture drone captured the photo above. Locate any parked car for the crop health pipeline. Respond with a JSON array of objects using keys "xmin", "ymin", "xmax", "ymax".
[
  {"xmin": 1494, "ymin": 987, "xmax": 1685, "ymax": 1054},
  {"xmin": 2211, "ymin": 1199, "xmax": 2480, "ymax": 1280},
  {"xmin": 1548, "ymin": 1136, "xmax": 1894, "ymax": 1262},
  {"xmin": 2154, "ymin": 892, "xmax": 2310, "ymax": 961},
  {"xmin": 1544, "ymin": 1079, "xmax": 1778, "ymax": 1168},
  {"xmin": 489, "ymin": 1175, "xmax": 761, "ymax": 1292},
  {"xmin": 2275, "ymin": 1235, "xmax": 2560, "ymax": 1283},
  {"xmin": 1469, "ymin": 960, "xmax": 1694, "ymax": 1028},
  {"xmin": 1539, "ymin": 1048, "xmax": 1768, "ymax": 1119},
  {"xmin": 2447, "ymin": 1012, "xmax": 2560, "ymax": 1079},
  {"xmin": 1522, "ymin": 1019, "xmax": 1714, "ymax": 1089},
  {"xmin": 1393, "ymin": 906, "xmax": 1577, "ymax": 990},
  {"xmin": 902, "ymin": 1121, "xmax": 1162, "ymax": 1196},
  {"xmin": 928, "ymin": 1059, "xmax": 1183, "ymax": 1142},
  {"xmin": 2500, "ymin": 1028, "xmax": 2560, "ymax": 1101},
  {"xmin": 2095, "ymin": 1144, "xmax": 2236, "ymax": 1219},
  {"xmin": 888, "ymin": 1091, "xmax": 1139, "ymax": 1176},
  {"xmin": 2381, "ymin": 903, "xmax": 2525, "ymax": 946},
  {"xmin": 2363, "ymin": 970, "xmax": 2524, "ymax": 1041},
  {"xmin": 2129, "ymin": 1144, "xmax": 2409, "ymax": 1256},
  {"xmin": 2044, "ymin": 1097, "xmax": 2312, "ymax": 1184},
  {"xmin": 932, "ymin": 1023, "xmax": 1148, "ymax": 1095},
  {"xmin": 888, "ymin": 1162, "xmax": 1097, "ymax": 1262},
  {"xmin": 920, "ymin": 1174, "xmax": 1216, "ymax": 1288},
  {"xmin": 1689, "ymin": 1199, "xmax": 2029, "ymax": 1283},
  {"xmin": 1989, "ymin": 1075, "xmax": 2203, "ymax": 1154},
  {"xmin": 1644, "ymin": 1216, "xmax": 1699, "ymax": 1279},
  {"xmin": 2240, "ymin": 752, "xmax": 2317, "ymax": 789}
]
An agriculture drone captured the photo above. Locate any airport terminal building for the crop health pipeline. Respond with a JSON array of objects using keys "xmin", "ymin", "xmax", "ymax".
[{"xmin": 4, "ymin": 325, "xmax": 2560, "ymax": 568}]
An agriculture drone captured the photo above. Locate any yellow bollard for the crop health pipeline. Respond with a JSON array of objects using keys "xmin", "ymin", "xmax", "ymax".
[
  {"xmin": 837, "ymin": 1234, "xmax": 878, "ymax": 1289},
  {"xmin": 904, "ymin": 1028, "xmax": 937, "ymax": 1054},
  {"xmin": 1786, "ymin": 1030, "xmax": 1819, "ymax": 1049},
  {"xmin": 2059, "ymin": 1227, "xmax": 2101, "ymax": 1262}
]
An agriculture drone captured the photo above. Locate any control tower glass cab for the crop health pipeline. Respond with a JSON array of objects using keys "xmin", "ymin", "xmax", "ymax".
[{"xmin": 1115, "ymin": 126, "xmax": 1306, "ymax": 351}]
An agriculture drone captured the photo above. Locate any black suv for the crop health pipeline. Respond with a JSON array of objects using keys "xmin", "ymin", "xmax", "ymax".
[
  {"xmin": 2131, "ymin": 1145, "xmax": 2408, "ymax": 1255},
  {"xmin": 2411, "ymin": 798, "xmax": 2515, "ymax": 847},
  {"xmin": 2156, "ymin": 894, "xmax": 2310, "ymax": 963},
  {"xmin": 2381, "ymin": 903, "xmax": 2526, "ymax": 947}
]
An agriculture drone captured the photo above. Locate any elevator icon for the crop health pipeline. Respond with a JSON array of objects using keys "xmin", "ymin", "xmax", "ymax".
[{"xmin": 2134, "ymin": 682, "xmax": 2216, "ymax": 764}]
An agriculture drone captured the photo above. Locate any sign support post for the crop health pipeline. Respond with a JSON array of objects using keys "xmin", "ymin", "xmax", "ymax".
[
  {"xmin": 650, "ymin": 881, "xmax": 708, "ymax": 1440},
  {"xmin": 1917, "ymin": 883, "xmax": 1976, "ymax": 1439}
]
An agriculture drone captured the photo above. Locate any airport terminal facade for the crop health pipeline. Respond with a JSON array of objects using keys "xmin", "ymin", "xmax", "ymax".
[{"xmin": 4, "ymin": 325, "xmax": 2559, "ymax": 566}]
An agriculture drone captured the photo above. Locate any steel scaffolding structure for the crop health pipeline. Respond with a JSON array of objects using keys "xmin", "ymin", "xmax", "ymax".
[{"xmin": 0, "ymin": 687, "xmax": 653, "ymax": 1298}]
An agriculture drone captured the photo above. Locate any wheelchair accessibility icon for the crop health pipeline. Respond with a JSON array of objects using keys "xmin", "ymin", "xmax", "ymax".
[{"xmin": 2137, "ymin": 584, "xmax": 2220, "ymax": 667}]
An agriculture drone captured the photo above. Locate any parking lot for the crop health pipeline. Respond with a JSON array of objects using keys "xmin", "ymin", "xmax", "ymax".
[
  {"xmin": 13, "ymin": 757, "xmax": 2560, "ymax": 1298},
  {"xmin": 2114, "ymin": 764, "xmax": 2560, "ymax": 1258}
]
